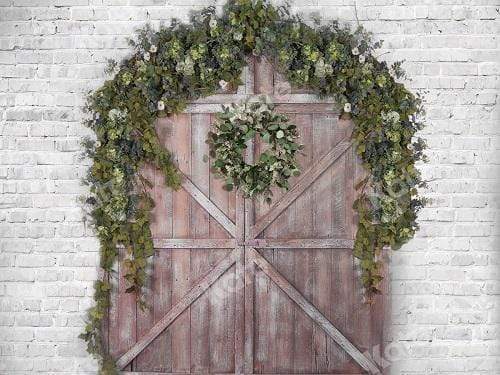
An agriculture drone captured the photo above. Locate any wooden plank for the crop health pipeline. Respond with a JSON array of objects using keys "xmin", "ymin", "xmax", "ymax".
[
  {"xmin": 250, "ymin": 140, "xmax": 352, "ymax": 239},
  {"xmin": 234, "ymin": 245, "xmax": 245, "ymax": 373},
  {"xmin": 209, "ymin": 110, "xmax": 235, "ymax": 373},
  {"xmin": 116, "ymin": 247, "xmax": 136, "ymax": 367},
  {"xmin": 248, "ymin": 248, "xmax": 382, "ymax": 375},
  {"xmin": 244, "ymin": 238, "xmax": 354, "ymax": 249},
  {"xmin": 292, "ymin": 113, "xmax": 313, "ymax": 373},
  {"xmin": 254, "ymin": 56, "xmax": 274, "ymax": 95},
  {"xmin": 273, "ymin": 114, "xmax": 298, "ymax": 373},
  {"xmin": 116, "ymin": 250, "xmax": 238, "ymax": 370},
  {"xmin": 153, "ymin": 238, "xmax": 236, "ymax": 249},
  {"xmin": 311, "ymin": 114, "xmax": 335, "ymax": 372},
  {"xmin": 181, "ymin": 175, "xmax": 237, "ymax": 238},
  {"xmin": 171, "ymin": 114, "xmax": 191, "ymax": 373},
  {"xmin": 190, "ymin": 113, "xmax": 211, "ymax": 373},
  {"xmin": 244, "ymin": 138, "xmax": 255, "ymax": 374},
  {"xmin": 244, "ymin": 247, "xmax": 255, "ymax": 374},
  {"xmin": 234, "ymin": 191, "xmax": 245, "ymax": 372},
  {"xmin": 155, "ymin": 116, "xmax": 175, "ymax": 372}
]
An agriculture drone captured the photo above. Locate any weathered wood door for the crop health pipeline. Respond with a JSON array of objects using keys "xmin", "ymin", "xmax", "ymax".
[{"xmin": 108, "ymin": 58, "xmax": 385, "ymax": 374}]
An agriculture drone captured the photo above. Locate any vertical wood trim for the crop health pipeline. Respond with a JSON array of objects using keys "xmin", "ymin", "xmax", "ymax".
[{"xmin": 248, "ymin": 248, "xmax": 381, "ymax": 374}]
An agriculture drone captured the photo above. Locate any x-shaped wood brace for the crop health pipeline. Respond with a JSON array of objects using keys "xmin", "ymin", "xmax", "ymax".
[{"xmin": 116, "ymin": 139, "xmax": 381, "ymax": 374}]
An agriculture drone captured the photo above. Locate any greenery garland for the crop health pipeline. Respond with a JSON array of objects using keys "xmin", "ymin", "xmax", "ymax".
[
  {"xmin": 80, "ymin": 0, "xmax": 426, "ymax": 372},
  {"xmin": 207, "ymin": 98, "xmax": 303, "ymax": 202}
]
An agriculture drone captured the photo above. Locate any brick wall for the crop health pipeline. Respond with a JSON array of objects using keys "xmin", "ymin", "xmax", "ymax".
[{"xmin": 0, "ymin": 1, "xmax": 498, "ymax": 373}]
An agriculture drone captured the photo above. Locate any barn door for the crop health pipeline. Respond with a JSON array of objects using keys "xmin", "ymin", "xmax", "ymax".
[{"xmin": 108, "ymin": 58, "xmax": 384, "ymax": 374}]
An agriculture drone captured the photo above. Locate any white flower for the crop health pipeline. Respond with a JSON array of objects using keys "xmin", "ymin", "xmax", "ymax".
[
  {"xmin": 95, "ymin": 112, "xmax": 100, "ymax": 120},
  {"xmin": 276, "ymin": 130, "xmax": 284, "ymax": 139},
  {"xmin": 359, "ymin": 55, "xmax": 366, "ymax": 64},
  {"xmin": 143, "ymin": 52, "xmax": 151, "ymax": 61},
  {"xmin": 351, "ymin": 47, "xmax": 360, "ymax": 56},
  {"xmin": 209, "ymin": 18, "xmax": 217, "ymax": 29},
  {"xmin": 95, "ymin": 140, "xmax": 101, "ymax": 148},
  {"xmin": 108, "ymin": 108, "xmax": 126, "ymax": 122},
  {"xmin": 233, "ymin": 32, "xmax": 243, "ymax": 41},
  {"xmin": 344, "ymin": 102, "xmax": 352, "ymax": 113},
  {"xmin": 219, "ymin": 79, "xmax": 228, "ymax": 90},
  {"xmin": 149, "ymin": 45, "xmax": 157, "ymax": 53},
  {"xmin": 390, "ymin": 111, "xmax": 400, "ymax": 122},
  {"xmin": 157, "ymin": 100, "xmax": 165, "ymax": 111}
]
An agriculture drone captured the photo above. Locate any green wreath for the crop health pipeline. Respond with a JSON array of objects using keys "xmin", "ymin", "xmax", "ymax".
[
  {"xmin": 207, "ymin": 98, "xmax": 302, "ymax": 202},
  {"xmin": 80, "ymin": 0, "xmax": 426, "ymax": 371}
]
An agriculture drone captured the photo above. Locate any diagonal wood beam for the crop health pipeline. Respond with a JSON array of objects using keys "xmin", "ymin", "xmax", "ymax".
[
  {"xmin": 181, "ymin": 174, "xmax": 237, "ymax": 238},
  {"xmin": 116, "ymin": 249, "xmax": 238, "ymax": 369},
  {"xmin": 250, "ymin": 141, "xmax": 352, "ymax": 239},
  {"xmin": 248, "ymin": 247, "xmax": 381, "ymax": 374}
]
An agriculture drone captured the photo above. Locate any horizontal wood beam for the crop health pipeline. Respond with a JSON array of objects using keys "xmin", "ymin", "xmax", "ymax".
[
  {"xmin": 153, "ymin": 238, "xmax": 236, "ymax": 249},
  {"xmin": 250, "ymin": 141, "xmax": 352, "ymax": 239},
  {"xmin": 245, "ymin": 238, "xmax": 354, "ymax": 249},
  {"xmin": 181, "ymin": 174, "xmax": 237, "ymax": 238},
  {"xmin": 186, "ymin": 93, "xmax": 336, "ymax": 105},
  {"xmin": 116, "ymin": 249, "xmax": 238, "ymax": 369},
  {"xmin": 248, "ymin": 247, "xmax": 381, "ymax": 374}
]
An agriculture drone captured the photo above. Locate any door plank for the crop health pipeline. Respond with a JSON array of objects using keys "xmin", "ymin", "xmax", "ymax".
[
  {"xmin": 190, "ymin": 113, "xmax": 211, "ymax": 372},
  {"xmin": 171, "ymin": 114, "xmax": 192, "ymax": 373},
  {"xmin": 250, "ymin": 141, "xmax": 352, "ymax": 239},
  {"xmin": 116, "ymin": 250, "xmax": 238, "ymax": 370},
  {"xmin": 234, "ymin": 192, "xmax": 245, "ymax": 372},
  {"xmin": 209, "ymin": 111, "xmax": 236, "ymax": 373},
  {"xmin": 311, "ymin": 114, "xmax": 335, "ymax": 372},
  {"xmin": 248, "ymin": 248, "xmax": 381, "ymax": 374},
  {"xmin": 292, "ymin": 113, "xmax": 313, "ymax": 373}
]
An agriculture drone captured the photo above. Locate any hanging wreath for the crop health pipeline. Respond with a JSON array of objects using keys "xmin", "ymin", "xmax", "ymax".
[
  {"xmin": 207, "ymin": 98, "xmax": 302, "ymax": 202},
  {"xmin": 80, "ymin": 0, "xmax": 426, "ymax": 372}
]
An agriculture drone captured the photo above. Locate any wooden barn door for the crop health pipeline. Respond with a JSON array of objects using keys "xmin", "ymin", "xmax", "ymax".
[{"xmin": 109, "ymin": 58, "xmax": 385, "ymax": 374}]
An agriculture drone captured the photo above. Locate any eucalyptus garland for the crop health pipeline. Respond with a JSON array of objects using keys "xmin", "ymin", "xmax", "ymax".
[
  {"xmin": 207, "ymin": 98, "xmax": 302, "ymax": 202},
  {"xmin": 80, "ymin": 0, "xmax": 426, "ymax": 372}
]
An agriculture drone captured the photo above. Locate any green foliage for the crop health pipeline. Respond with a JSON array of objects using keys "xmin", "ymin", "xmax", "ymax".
[
  {"xmin": 207, "ymin": 98, "xmax": 303, "ymax": 202},
  {"xmin": 82, "ymin": 0, "xmax": 425, "ymax": 370}
]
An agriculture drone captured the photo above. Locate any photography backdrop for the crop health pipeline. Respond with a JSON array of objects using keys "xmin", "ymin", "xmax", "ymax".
[{"xmin": 0, "ymin": 0, "xmax": 498, "ymax": 374}]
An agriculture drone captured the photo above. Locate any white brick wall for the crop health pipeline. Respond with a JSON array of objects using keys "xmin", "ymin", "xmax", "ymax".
[{"xmin": 0, "ymin": 1, "xmax": 498, "ymax": 373}]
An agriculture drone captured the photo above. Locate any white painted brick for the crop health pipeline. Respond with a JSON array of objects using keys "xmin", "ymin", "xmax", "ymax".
[{"xmin": 0, "ymin": 1, "xmax": 498, "ymax": 374}]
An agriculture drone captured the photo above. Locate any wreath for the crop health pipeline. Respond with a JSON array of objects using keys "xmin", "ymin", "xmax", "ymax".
[
  {"xmin": 80, "ymin": 0, "xmax": 426, "ymax": 371},
  {"xmin": 207, "ymin": 98, "xmax": 302, "ymax": 202}
]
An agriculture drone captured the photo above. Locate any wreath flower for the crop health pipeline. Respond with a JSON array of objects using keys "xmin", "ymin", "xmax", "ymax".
[{"xmin": 207, "ymin": 98, "xmax": 303, "ymax": 202}]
